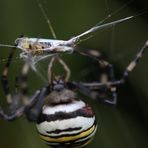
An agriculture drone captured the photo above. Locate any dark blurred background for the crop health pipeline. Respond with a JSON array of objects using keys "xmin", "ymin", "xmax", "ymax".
[{"xmin": 0, "ymin": 0, "xmax": 148, "ymax": 148}]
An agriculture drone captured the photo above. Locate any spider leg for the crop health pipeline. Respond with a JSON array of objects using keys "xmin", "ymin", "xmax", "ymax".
[
  {"xmin": 1, "ymin": 35, "xmax": 25, "ymax": 103},
  {"xmin": 73, "ymin": 41, "xmax": 148, "ymax": 104},
  {"xmin": 0, "ymin": 106, "xmax": 26, "ymax": 121},
  {"xmin": 48, "ymin": 57, "xmax": 56, "ymax": 84},
  {"xmin": 1, "ymin": 47, "xmax": 16, "ymax": 104},
  {"xmin": 6, "ymin": 62, "xmax": 31, "ymax": 113},
  {"xmin": 0, "ymin": 90, "xmax": 40, "ymax": 121},
  {"xmin": 0, "ymin": 57, "xmax": 36, "ymax": 121},
  {"xmin": 76, "ymin": 49, "xmax": 115, "ymax": 81},
  {"xmin": 1, "ymin": 47, "xmax": 31, "ymax": 105},
  {"xmin": 76, "ymin": 49, "xmax": 117, "ymax": 104},
  {"xmin": 57, "ymin": 57, "xmax": 71, "ymax": 82},
  {"xmin": 1, "ymin": 62, "xmax": 49, "ymax": 122},
  {"xmin": 71, "ymin": 81, "xmax": 117, "ymax": 105},
  {"xmin": 14, "ymin": 63, "xmax": 31, "ymax": 107},
  {"xmin": 0, "ymin": 44, "xmax": 34, "ymax": 113},
  {"xmin": 19, "ymin": 63, "xmax": 30, "ymax": 94},
  {"xmin": 103, "ymin": 86, "xmax": 117, "ymax": 104},
  {"xmin": 48, "ymin": 56, "xmax": 71, "ymax": 83},
  {"xmin": 121, "ymin": 41, "xmax": 148, "ymax": 81},
  {"xmin": 78, "ymin": 40, "xmax": 148, "ymax": 85},
  {"xmin": 25, "ymin": 87, "xmax": 49, "ymax": 122}
]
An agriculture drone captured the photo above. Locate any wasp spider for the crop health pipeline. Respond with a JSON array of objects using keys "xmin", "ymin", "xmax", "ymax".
[
  {"xmin": 0, "ymin": 40, "xmax": 147, "ymax": 147},
  {"xmin": 0, "ymin": 46, "xmax": 97, "ymax": 147}
]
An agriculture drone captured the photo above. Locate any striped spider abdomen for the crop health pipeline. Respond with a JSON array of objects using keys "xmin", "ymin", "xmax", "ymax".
[{"xmin": 36, "ymin": 89, "xmax": 97, "ymax": 148}]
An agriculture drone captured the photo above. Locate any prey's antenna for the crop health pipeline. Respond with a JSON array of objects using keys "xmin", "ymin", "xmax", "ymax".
[
  {"xmin": 37, "ymin": 0, "xmax": 57, "ymax": 39},
  {"xmin": 66, "ymin": 16, "xmax": 134, "ymax": 45},
  {"xmin": 0, "ymin": 44, "xmax": 16, "ymax": 48}
]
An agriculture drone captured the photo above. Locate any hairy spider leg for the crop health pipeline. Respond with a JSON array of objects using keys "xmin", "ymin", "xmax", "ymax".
[
  {"xmin": 73, "ymin": 41, "xmax": 148, "ymax": 104},
  {"xmin": 0, "ymin": 44, "xmax": 44, "ymax": 121},
  {"xmin": 1, "ymin": 45, "xmax": 30, "ymax": 105},
  {"xmin": 1, "ymin": 47, "xmax": 17, "ymax": 104},
  {"xmin": 0, "ymin": 89, "xmax": 41, "ymax": 121},
  {"xmin": 122, "ymin": 41, "xmax": 148, "ymax": 80},
  {"xmin": 48, "ymin": 56, "xmax": 71, "ymax": 84},
  {"xmin": 74, "ymin": 49, "xmax": 117, "ymax": 104},
  {"xmin": 47, "ymin": 57, "xmax": 55, "ymax": 84},
  {"xmin": 58, "ymin": 57, "xmax": 71, "ymax": 82},
  {"xmin": 25, "ymin": 87, "xmax": 49, "ymax": 122},
  {"xmin": 1, "ymin": 34, "xmax": 26, "ymax": 104},
  {"xmin": 16, "ymin": 63, "xmax": 31, "ymax": 104},
  {"xmin": 0, "ymin": 55, "xmax": 50, "ymax": 121},
  {"xmin": 76, "ymin": 49, "xmax": 115, "ymax": 80},
  {"xmin": 0, "ymin": 47, "xmax": 49, "ymax": 121}
]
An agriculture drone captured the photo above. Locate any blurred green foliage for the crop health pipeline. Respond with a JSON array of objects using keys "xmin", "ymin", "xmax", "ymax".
[{"xmin": 0, "ymin": 0, "xmax": 148, "ymax": 148}]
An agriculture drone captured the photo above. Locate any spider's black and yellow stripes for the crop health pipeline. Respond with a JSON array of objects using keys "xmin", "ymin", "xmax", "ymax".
[{"xmin": 36, "ymin": 100, "xmax": 97, "ymax": 148}]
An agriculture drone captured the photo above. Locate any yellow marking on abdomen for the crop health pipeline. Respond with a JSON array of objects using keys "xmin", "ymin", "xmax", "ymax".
[{"xmin": 39, "ymin": 125, "xmax": 96, "ymax": 143}]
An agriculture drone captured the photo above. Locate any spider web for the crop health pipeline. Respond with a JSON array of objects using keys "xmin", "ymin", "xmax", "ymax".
[{"xmin": 0, "ymin": 0, "xmax": 147, "ymax": 86}]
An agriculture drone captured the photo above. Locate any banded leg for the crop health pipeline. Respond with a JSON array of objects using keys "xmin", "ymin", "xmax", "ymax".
[
  {"xmin": 26, "ymin": 87, "xmax": 49, "ymax": 122},
  {"xmin": 121, "ymin": 41, "xmax": 148, "ymax": 81},
  {"xmin": 71, "ymin": 81, "xmax": 117, "ymax": 104},
  {"xmin": 14, "ymin": 63, "xmax": 30, "ymax": 106},
  {"xmin": 7, "ymin": 62, "xmax": 31, "ymax": 113},
  {"xmin": 76, "ymin": 49, "xmax": 117, "ymax": 104},
  {"xmin": 1, "ymin": 47, "xmax": 17, "ymax": 104},
  {"xmin": 97, "ymin": 40, "xmax": 148, "ymax": 84},
  {"xmin": 0, "ymin": 62, "xmax": 47, "ymax": 121},
  {"xmin": 1, "ymin": 43, "xmax": 31, "ymax": 112},
  {"xmin": 1, "ymin": 36, "xmax": 28, "ymax": 104},
  {"xmin": 0, "ymin": 90, "xmax": 40, "ymax": 121},
  {"xmin": 74, "ymin": 41, "xmax": 148, "ymax": 104},
  {"xmin": 76, "ymin": 49, "xmax": 115, "ymax": 82}
]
